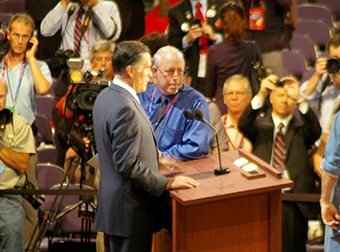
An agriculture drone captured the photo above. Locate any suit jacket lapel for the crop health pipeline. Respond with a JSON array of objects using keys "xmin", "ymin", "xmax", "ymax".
[
  {"xmin": 262, "ymin": 116, "xmax": 275, "ymax": 154},
  {"xmin": 285, "ymin": 117, "xmax": 302, "ymax": 156}
]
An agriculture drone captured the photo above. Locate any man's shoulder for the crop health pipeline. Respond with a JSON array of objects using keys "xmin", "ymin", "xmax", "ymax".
[{"xmin": 169, "ymin": 0, "xmax": 189, "ymax": 13}]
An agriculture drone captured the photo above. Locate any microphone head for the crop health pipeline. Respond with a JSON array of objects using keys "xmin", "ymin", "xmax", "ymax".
[
  {"xmin": 193, "ymin": 108, "xmax": 204, "ymax": 120},
  {"xmin": 184, "ymin": 110, "xmax": 196, "ymax": 120}
]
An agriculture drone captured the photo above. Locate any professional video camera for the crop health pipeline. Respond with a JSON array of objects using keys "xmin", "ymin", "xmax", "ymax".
[
  {"xmin": 64, "ymin": 58, "xmax": 108, "ymax": 160},
  {"xmin": 46, "ymin": 49, "xmax": 77, "ymax": 78},
  {"xmin": 326, "ymin": 56, "xmax": 340, "ymax": 74}
]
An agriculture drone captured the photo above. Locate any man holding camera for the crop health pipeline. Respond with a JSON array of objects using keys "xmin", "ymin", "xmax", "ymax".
[
  {"xmin": 300, "ymin": 34, "xmax": 340, "ymax": 177},
  {"xmin": 41, "ymin": 0, "xmax": 121, "ymax": 60},
  {"xmin": 238, "ymin": 75, "xmax": 321, "ymax": 252},
  {"xmin": 0, "ymin": 79, "xmax": 36, "ymax": 251}
]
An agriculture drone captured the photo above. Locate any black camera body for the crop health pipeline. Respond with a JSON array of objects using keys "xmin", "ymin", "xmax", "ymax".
[
  {"xmin": 275, "ymin": 80, "xmax": 285, "ymax": 87},
  {"xmin": 21, "ymin": 181, "xmax": 45, "ymax": 209},
  {"xmin": 326, "ymin": 56, "xmax": 340, "ymax": 74},
  {"xmin": 46, "ymin": 49, "xmax": 77, "ymax": 78}
]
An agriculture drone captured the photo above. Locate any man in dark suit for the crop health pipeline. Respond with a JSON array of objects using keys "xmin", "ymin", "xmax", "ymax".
[
  {"xmin": 168, "ymin": 0, "xmax": 224, "ymax": 94},
  {"xmin": 238, "ymin": 74, "xmax": 321, "ymax": 252},
  {"xmin": 93, "ymin": 41, "xmax": 199, "ymax": 252}
]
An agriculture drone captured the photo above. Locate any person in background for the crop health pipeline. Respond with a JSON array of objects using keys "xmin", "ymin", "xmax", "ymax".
[
  {"xmin": 221, "ymin": 74, "xmax": 252, "ymax": 152},
  {"xmin": 300, "ymin": 34, "xmax": 340, "ymax": 177},
  {"xmin": 41, "ymin": 0, "xmax": 121, "ymax": 60},
  {"xmin": 168, "ymin": 0, "xmax": 225, "ymax": 94},
  {"xmin": 138, "ymin": 45, "xmax": 213, "ymax": 161},
  {"xmin": 238, "ymin": 75, "xmax": 321, "ymax": 252},
  {"xmin": 0, "ymin": 79, "xmax": 36, "ymax": 252}
]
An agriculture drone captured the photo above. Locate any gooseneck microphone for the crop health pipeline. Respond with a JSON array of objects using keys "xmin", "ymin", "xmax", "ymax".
[{"xmin": 184, "ymin": 109, "xmax": 230, "ymax": 175}]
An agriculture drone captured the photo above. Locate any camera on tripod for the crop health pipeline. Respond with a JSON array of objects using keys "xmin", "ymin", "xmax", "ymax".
[{"xmin": 326, "ymin": 56, "xmax": 340, "ymax": 74}]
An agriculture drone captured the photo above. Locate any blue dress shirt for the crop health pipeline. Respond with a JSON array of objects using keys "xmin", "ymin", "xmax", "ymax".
[{"xmin": 138, "ymin": 83, "xmax": 213, "ymax": 161}]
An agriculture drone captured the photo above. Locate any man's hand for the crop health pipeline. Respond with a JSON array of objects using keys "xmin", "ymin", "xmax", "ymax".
[
  {"xmin": 281, "ymin": 76, "xmax": 301, "ymax": 103},
  {"xmin": 80, "ymin": 0, "xmax": 99, "ymax": 7},
  {"xmin": 186, "ymin": 24, "xmax": 203, "ymax": 44},
  {"xmin": 166, "ymin": 176, "xmax": 200, "ymax": 190},
  {"xmin": 321, "ymin": 202, "xmax": 340, "ymax": 230},
  {"xmin": 60, "ymin": 0, "xmax": 71, "ymax": 8},
  {"xmin": 315, "ymin": 57, "xmax": 328, "ymax": 77},
  {"xmin": 256, "ymin": 74, "xmax": 278, "ymax": 101},
  {"xmin": 202, "ymin": 24, "xmax": 217, "ymax": 41},
  {"xmin": 25, "ymin": 36, "xmax": 38, "ymax": 61}
]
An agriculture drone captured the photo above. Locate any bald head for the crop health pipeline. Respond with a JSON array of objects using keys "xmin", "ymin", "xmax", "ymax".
[
  {"xmin": 153, "ymin": 46, "xmax": 185, "ymax": 69},
  {"xmin": 152, "ymin": 46, "xmax": 186, "ymax": 96}
]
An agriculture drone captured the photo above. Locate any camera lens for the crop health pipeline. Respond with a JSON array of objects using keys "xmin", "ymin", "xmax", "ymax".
[{"xmin": 327, "ymin": 56, "xmax": 340, "ymax": 74}]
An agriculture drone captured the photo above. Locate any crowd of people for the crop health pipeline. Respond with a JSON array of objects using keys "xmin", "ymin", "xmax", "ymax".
[{"xmin": 0, "ymin": 0, "xmax": 340, "ymax": 252}]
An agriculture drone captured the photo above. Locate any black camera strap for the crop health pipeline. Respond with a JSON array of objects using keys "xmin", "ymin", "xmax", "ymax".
[
  {"xmin": 59, "ymin": 4, "xmax": 77, "ymax": 50},
  {"xmin": 316, "ymin": 75, "xmax": 331, "ymax": 112},
  {"xmin": 74, "ymin": 8, "xmax": 93, "ymax": 55}
]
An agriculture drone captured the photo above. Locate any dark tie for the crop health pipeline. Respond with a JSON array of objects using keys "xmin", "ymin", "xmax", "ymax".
[
  {"xmin": 273, "ymin": 123, "xmax": 285, "ymax": 173},
  {"xmin": 153, "ymin": 96, "xmax": 168, "ymax": 139},
  {"xmin": 74, "ymin": 7, "xmax": 84, "ymax": 57},
  {"xmin": 195, "ymin": 1, "xmax": 208, "ymax": 54}
]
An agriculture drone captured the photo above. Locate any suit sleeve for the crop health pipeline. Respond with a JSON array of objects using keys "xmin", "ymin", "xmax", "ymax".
[
  {"xmin": 168, "ymin": 9, "xmax": 185, "ymax": 50},
  {"xmin": 238, "ymin": 103, "xmax": 260, "ymax": 143},
  {"xmin": 205, "ymin": 47, "xmax": 217, "ymax": 98},
  {"xmin": 299, "ymin": 107, "xmax": 322, "ymax": 148},
  {"xmin": 111, "ymin": 106, "xmax": 168, "ymax": 197}
]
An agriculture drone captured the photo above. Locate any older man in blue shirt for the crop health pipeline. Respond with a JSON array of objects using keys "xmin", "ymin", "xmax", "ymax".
[{"xmin": 138, "ymin": 46, "xmax": 212, "ymax": 161}]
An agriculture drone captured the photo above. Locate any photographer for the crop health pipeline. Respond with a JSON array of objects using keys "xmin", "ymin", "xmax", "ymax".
[
  {"xmin": 53, "ymin": 40, "xmax": 115, "ymax": 167},
  {"xmin": 0, "ymin": 79, "xmax": 36, "ymax": 251},
  {"xmin": 41, "ymin": 0, "xmax": 121, "ymax": 60},
  {"xmin": 238, "ymin": 75, "xmax": 321, "ymax": 252},
  {"xmin": 300, "ymin": 34, "xmax": 340, "ymax": 177}
]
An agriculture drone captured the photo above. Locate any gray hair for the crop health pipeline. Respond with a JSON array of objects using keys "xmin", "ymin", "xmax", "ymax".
[
  {"xmin": 223, "ymin": 74, "xmax": 252, "ymax": 95},
  {"xmin": 89, "ymin": 40, "xmax": 116, "ymax": 63}
]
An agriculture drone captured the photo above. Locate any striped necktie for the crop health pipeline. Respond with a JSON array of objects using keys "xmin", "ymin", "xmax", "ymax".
[
  {"xmin": 273, "ymin": 123, "xmax": 285, "ymax": 173},
  {"xmin": 74, "ymin": 7, "xmax": 84, "ymax": 57},
  {"xmin": 153, "ymin": 96, "xmax": 168, "ymax": 139}
]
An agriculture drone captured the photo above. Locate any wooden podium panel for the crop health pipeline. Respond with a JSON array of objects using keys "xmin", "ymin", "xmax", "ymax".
[{"xmin": 157, "ymin": 150, "xmax": 293, "ymax": 252}]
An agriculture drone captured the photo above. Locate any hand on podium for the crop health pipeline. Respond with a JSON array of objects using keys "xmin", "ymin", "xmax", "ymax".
[{"xmin": 166, "ymin": 176, "xmax": 200, "ymax": 190}]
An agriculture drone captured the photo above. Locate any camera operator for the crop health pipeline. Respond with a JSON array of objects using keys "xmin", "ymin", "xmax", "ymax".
[
  {"xmin": 0, "ymin": 79, "xmax": 36, "ymax": 251},
  {"xmin": 41, "ymin": 0, "xmax": 121, "ymax": 60},
  {"xmin": 300, "ymin": 34, "xmax": 340, "ymax": 177},
  {"xmin": 52, "ymin": 40, "xmax": 115, "ymax": 167}
]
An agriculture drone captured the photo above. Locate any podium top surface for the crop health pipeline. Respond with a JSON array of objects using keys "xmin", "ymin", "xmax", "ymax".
[{"xmin": 161, "ymin": 150, "xmax": 294, "ymax": 206}]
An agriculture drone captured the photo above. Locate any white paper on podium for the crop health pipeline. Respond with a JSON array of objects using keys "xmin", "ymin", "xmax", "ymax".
[{"xmin": 87, "ymin": 153, "xmax": 99, "ymax": 170}]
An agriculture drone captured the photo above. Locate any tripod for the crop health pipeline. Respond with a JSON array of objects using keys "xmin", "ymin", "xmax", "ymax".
[{"xmin": 30, "ymin": 152, "xmax": 97, "ymax": 252}]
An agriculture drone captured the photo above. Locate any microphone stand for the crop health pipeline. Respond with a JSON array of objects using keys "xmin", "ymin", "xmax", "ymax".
[{"xmin": 184, "ymin": 109, "xmax": 230, "ymax": 175}]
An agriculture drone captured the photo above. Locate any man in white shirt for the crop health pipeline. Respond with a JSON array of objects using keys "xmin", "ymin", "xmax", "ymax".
[{"xmin": 41, "ymin": 0, "xmax": 121, "ymax": 60}]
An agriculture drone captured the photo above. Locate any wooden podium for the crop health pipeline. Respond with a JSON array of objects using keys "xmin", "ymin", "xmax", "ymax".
[{"xmin": 156, "ymin": 150, "xmax": 294, "ymax": 252}]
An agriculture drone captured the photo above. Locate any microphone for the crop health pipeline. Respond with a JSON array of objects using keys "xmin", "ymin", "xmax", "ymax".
[{"xmin": 184, "ymin": 108, "xmax": 230, "ymax": 175}]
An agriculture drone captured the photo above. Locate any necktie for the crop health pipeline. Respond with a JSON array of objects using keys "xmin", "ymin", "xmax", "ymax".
[
  {"xmin": 74, "ymin": 7, "xmax": 84, "ymax": 57},
  {"xmin": 195, "ymin": 2, "xmax": 208, "ymax": 54},
  {"xmin": 153, "ymin": 96, "xmax": 168, "ymax": 139},
  {"xmin": 273, "ymin": 123, "xmax": 285, "ymax": 173}
]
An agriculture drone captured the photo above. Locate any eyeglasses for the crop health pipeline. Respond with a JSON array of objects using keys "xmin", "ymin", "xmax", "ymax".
[
  {"xmin": 225, "ymin": 92, "xmax": 246, "ymax": 98},
  {"xmin": 156, "ymin": 66, "xmax": 187, "ymax": 79}
]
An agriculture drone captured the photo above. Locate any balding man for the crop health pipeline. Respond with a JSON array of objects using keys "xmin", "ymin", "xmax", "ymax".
[{"xmin": 138, "ymin": 45, "xmax": 213, "ymax": 161}]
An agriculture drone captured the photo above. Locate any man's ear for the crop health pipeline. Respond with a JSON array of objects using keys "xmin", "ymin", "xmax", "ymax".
[{"xmin": 126, "ymin": 65, "xmax": 134, "ymax": 78}]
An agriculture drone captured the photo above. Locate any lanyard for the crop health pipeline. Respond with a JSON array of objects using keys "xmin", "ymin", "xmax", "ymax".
[
  {"xmin": 223, "ymin": 115, "xmax": 245, "ymax": 150},
  {"xmin": 2, "ymin": 55, "xmax": 26, "ymax": 107},
  {"xmin": 147, "ymin": 88, "xmax": 179, "ymax": 131}
]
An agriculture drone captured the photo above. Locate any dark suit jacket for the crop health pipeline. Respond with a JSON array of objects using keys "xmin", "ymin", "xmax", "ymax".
[
  {"xmin": 93, "ymin": 84, "xmax": 168, "ymax": 237},
  {"xmin": 114, "ymin": 0, "xmax": 145, "ymax": 41},
  {"xmin": 238, "ymin": 104, "xmax": 321, "ymax": 218},
  {"xmin": 168, "ymin": 0, "xmax": 224, "ymax": 91}
]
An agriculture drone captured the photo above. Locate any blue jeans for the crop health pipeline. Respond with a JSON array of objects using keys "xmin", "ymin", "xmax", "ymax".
[{"xmin": 0, "ymin": 195, "xmax": 25, "ymax": 252}]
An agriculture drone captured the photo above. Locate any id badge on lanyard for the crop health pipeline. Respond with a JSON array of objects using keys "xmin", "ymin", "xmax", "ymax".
[{"xmin": 249, "ymin": 0, "xmax": 265, "ymax": 30}]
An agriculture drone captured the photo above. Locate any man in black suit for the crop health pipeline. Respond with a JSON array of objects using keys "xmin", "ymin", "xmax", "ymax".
[
  {"xmin": 93, "ymin": 41, "xmax": 199, "ymax": 252},
  {"xmin": 168, "ymin": 0, "xmax": 224, "ymax": 94},
  {"xmin": 238, "ymin": 75, "xmax": 321, "ymax": 252}
]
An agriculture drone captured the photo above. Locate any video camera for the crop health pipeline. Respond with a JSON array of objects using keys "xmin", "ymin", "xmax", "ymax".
[
  {"xmin": 326, "ymin": 56, "xmax": 340, "ymax": 74},
  {"xmin": 46, "ymin": 49, "xmax": 77, "ymax": 78}
]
